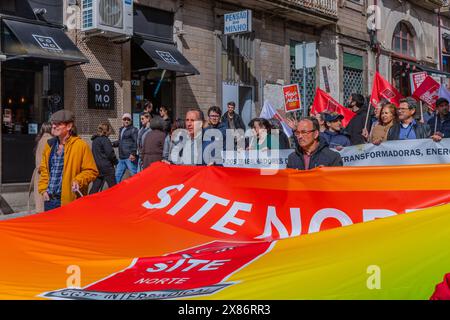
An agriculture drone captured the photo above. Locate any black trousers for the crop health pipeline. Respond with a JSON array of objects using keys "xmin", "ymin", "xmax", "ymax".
[{"xmin": 89, "ymin": 174, "xmax": 117, "ymax": 194}]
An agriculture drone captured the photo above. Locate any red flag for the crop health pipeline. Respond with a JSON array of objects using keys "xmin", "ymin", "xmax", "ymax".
[
  {"xmin": 370, "ymin": 72, "xmax": 404, "ymax": 107},
  {"xmin": 412, "ymin": 76, "xmax": 441, "ymax": 110},
  {"xmin": 311, "ymin": 88, "xmax": 356, "ymax": 127}
]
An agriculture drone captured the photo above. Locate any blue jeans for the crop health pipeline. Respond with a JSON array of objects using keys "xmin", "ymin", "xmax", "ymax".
[
  {"xmin": 115, "ymin": 159, "xmax": 138, "ymax": 183},
  {"xmin": 44, "ymin": 198, "xmax": 61, "ymax": 212}
]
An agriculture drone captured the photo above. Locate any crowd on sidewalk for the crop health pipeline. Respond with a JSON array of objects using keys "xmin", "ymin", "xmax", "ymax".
[{"xmin": 32, "ymin": 94, "xmax": 450, "ymax": 212}]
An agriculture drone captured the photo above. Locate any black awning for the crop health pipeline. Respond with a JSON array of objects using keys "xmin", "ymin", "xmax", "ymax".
[
  {"xmin": 416, "ymin": 65, "xmax": 450, "ymax": 79},
  {"xmin": 392, "ymin": 57, "xmax": 450, "ymax": 79},
  {"xmin": 133, "ymin": 38, "xmax": 199, "ymax": 76},
  {"xmin": 2, "ymin": 19, "xmax": 88, "ymax": 64}
]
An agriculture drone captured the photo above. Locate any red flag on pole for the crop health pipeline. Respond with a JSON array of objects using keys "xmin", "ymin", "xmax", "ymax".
[
  {"xmin": 311, "ymin": 88, "xmax": 356, "ymax": 127},
  {"xmin": 370, "ymin": 72, "xmax": 404, "ymax": 107},
  {"xmin": 412, "ymin": 76, "xmax": 441, "ymax": 110}
]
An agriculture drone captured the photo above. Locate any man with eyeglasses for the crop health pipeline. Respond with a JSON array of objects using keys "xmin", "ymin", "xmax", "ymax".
[
  {"xmin": 387, "ymin": 97, "xmax": 431, "ymax": 141},
  {"xmin": 203, "ymin": 106, "xmax": 226, "ymax": 165},
  {"xmin": 287, "ymin": 117, "xmax": 343, "ymax": 170},
  {"xmin": 113, "ymin": 113, "xmax": 139, "ymax": 182},
  {"xmin": 38, "ymin": 110, "xmax": 98, "ymax": 211}
]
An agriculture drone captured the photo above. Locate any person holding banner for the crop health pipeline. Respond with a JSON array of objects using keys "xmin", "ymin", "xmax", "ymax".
[
  {"xmin": 387, "ymin": 98, "xmax": 431, "ymax": 141},
  {"xmin": 287, "ymin": 117, "xmax": 343, "ymax": 170},
  {"xmin": 427, "ymin": 98, "xmax": 450, "ymax": 142},
  {"xmin": 168, "ymin": 108, "xmax": 206, "ymax": 165},
  {"xmin": 39, "ymin": 110, "xmax": 99, "ymax": 211},
  {"xmin": 248, "ymin": 118, "xmax": 275, "ymax": 151},
  {"xmin": 362, "ymin": 104, "xmax": 398, "ymax": 145},
  {"xmin": 268, "ymin": 118, "xmax": 291, "ymax": 149},
  {"xmin": 320, "ymin": 113, "xmax": 351, "ymax": 150},
  {"xmin": 203, "ymin": 106, "xmax": 226, "ymax": 165}
]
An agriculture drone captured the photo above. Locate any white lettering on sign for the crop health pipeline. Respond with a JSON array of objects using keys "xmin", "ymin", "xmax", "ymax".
[
  {"xmin": 156, "ymin": 51, "xmax": 179, "ymax": 64},
  {"xmin": 32, "ymin": 34, "xmax": 63, "ymax": 52},
  {"xmin": 141, "ymin": 185, "xmax": 434, "ymax": 238}
]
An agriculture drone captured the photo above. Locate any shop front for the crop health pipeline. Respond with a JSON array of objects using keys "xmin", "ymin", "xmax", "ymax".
[
  {"xmin": 0, "ymin": 16, "xmax": 87, "ymax": 185},
  {"xmin": 391, "ymin": 56, "xmax": 450, "ymax": 97},
  {"xmin": 130, "ymin": 5, "xmax": 199, "ymax": 126}
]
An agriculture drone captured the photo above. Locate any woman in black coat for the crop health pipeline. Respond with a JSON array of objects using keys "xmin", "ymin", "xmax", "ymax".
[{"xmin": 90, "ymin": 123, "xmax": 118, "ymax": 194}]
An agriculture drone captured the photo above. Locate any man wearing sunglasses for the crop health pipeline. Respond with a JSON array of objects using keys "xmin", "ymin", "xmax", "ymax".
[
  {"xmin": 38, "ymin": 110, "xmax": 98, "ymax": 211},
  {"xmin": 113, "ymin": 113, "xmax": 139, "ymax": 182}
]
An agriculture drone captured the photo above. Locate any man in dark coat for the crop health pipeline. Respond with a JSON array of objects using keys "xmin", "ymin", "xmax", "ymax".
[
  {"xmin": 428, "ymin": 97, "xmax": 450, "ymax": 141},
  {"xmin": 112, "ymin": 113, "xmax": 139, "ymax": 183},
  {"xmin": 344, "ymin": 93, "xmax": 370, "ymax": 146},
  {"xmin": 221, "ymin": 101, "xmax": 246, "ymax": 130},
  {"xmin": 320, "ymin": 113, "xmax": 351, "ymax": 150},
  {"xmin": 287, "ymin": 117, "xmax": 343, "ymax": 170}
]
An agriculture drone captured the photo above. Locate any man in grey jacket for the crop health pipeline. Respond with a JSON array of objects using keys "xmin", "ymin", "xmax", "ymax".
[{"xmin": 113, "ymin": 113, "xmax": 139, "ymax": 182}]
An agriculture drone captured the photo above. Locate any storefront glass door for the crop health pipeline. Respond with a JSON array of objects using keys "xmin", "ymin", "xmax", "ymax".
[{"xmin": 1, "ymin": 61, "xmax": 64, "ymax": 183}]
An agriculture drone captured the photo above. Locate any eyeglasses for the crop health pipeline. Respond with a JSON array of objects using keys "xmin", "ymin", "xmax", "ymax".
[
  {"xmin": 295, "ymin": 129, "xmax": 316, "ymax": 136},
  {"xmin": 123, "ymin": 118, "xmax": 131, "ymax": 121}
]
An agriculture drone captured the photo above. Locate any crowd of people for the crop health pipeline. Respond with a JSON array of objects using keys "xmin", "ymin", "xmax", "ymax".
[{"xmin": 32, "ymin": 94, "xmax": 450, "ymax": 212}]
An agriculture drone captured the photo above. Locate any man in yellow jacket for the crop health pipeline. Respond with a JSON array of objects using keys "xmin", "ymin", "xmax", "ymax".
[{"xmin": 38, "ymin": 110, "xmax": 99, "ymax": 211}]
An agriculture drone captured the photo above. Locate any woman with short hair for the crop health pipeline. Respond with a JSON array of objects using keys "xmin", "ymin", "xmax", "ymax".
[{"xmin": 90, "ymin": 123, "xmax": 118, "ymax": 194}]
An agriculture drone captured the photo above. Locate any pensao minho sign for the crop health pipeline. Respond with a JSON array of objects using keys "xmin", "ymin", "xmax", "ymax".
[{"xmin": 224, "ymin": 10, "xmax": 252, "ymax": 35}]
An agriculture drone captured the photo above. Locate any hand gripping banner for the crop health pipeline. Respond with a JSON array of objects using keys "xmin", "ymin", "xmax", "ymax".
[{"xmin": 0, "ymin": 162, "xmax": 450, "ymax": 300}]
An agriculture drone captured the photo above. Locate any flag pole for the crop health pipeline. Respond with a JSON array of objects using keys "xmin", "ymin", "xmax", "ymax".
[
  {"xmin": 364, "ymin": 101, "xmax": 372, "ymax": 132},
  {"xmin": 420, "ymin": 101, "xmax": 424, "ymax": 123},
  {"xmin": 435, "ymin": 109, "xmax": 439, "ymax": 134}
]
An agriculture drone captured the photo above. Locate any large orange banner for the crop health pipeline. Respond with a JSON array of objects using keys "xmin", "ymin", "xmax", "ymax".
[{"xmin": 1, "ymin": 163, "xmax": 450, "ymax": 299}]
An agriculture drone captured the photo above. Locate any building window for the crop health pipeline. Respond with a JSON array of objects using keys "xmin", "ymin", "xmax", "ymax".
[
  {"xmin": 442, "ymin": 36, "xmax": 450, "ymax": 73},
  {"xmin": 393, "ymin": 22, "xmax": 415, "ymax": 57},
  {"xmin": 290, "ymin": 41, "xmax": 316, "ymax": 109},
  {"xmin": 222, "ymin": 33, "xmax": 255, "ymax": 85},
  {"xmin": 343, "ymin": 53, "xmax": 364, "ymax": 103}
]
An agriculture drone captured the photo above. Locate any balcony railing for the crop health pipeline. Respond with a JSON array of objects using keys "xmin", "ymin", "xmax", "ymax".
[{"xmin": 280, "ymin": 0, "xmax": 338, "ymax": 17}]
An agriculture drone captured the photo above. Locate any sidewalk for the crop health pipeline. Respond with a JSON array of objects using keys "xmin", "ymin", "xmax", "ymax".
[{"xmin": 0, "ymin": 210, "xmax": 38, "ymax": 221}]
